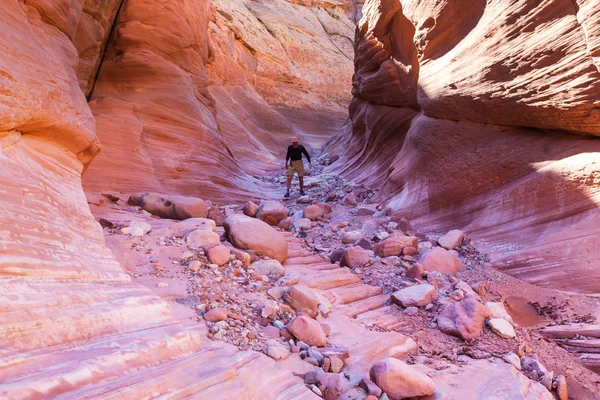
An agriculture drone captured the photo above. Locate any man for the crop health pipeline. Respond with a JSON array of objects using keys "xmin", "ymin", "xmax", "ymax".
[{"xmin": 284, "ymin": 137, "xmax": 312, "ymax": 198}]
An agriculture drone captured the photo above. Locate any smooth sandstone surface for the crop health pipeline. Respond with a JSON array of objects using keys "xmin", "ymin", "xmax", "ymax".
[
  {"xmin": 83, "ymin": 0, "xmax": 355, "ymax": 197},
  {"xmin": 327, "ymin": 0, "xmax": 600, "ymax": 293},
  {"xmin": 0, "ymin": 1, "xmax": 318, "ymax": 397}
]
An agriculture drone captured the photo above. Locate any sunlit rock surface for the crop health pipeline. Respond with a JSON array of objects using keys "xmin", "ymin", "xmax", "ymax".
[
  {"xmin": 83, "ymin": 0, "xmax": 355, "ymax": 196},
  {"xmin": 327, "ymin": 0, "xmax": 600, "ymax": 293},
  {"xmin": 0, "ymin": 2, "xmax": 314, "ymax": 397}
]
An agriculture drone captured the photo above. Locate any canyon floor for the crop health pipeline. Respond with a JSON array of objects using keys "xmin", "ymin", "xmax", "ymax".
[{"xmin": 86, "ymin": 154, "xmax": 600, "ymax": 400}]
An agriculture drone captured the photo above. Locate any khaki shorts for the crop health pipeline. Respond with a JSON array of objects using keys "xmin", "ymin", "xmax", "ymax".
[{"xmin": 287, "ymin": 160, "xmax": 305, "ymax": 178}]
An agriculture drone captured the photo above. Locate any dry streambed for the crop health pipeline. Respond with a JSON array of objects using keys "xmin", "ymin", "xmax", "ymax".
[{"xmin": 88, "ymin": 155, "xmax": 600, "ymax": 399}]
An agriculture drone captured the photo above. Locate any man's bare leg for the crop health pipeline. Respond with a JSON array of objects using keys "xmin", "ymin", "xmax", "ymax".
[
  {"xmin": 299, "ymin": 176, "xmax": 304, "ymax": 191},
  {"xmin": 287, "ymin": 175, "xmax": 293, "ymax": 190}
]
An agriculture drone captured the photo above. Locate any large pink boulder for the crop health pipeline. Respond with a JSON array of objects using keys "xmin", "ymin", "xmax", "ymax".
[
  {"xmin": 303, "ymin": 205, "xmax": 324, "ymax": 220},
  {"xmin": 207, "ymin": 245, "xmax": 230, "ymax": 266},
  {"xmin": 419, "ymin": 247, "xmax": 465, "ymax": 274},
  {"xmin": 287, "ymin": 315, "xmax": 326, "ymax": 347},
  {"xmin": 283, "ymin": 285, "xmax": 319, "ymax": 317},
  {"xmin": 438, "ymin": 298, "xmax": 491, "ymax": 340},
  {"xmin": 438, "ymin": 230, "xmax": 465, "ymax": 250},
  {"xmin": 374, "ymin": 232, "xmax": 418, "ymax": 257},
  {"xmin": 257, "ymin": 200, "xmax": 289, "ymax": 222},
  {"xmin": 128, "ymin": 192, "xmax": 207, "ymax": 220},
  {"xmin": 370, "ymin": 358, "xmax": 436, "ymax": 399},
  {"xmin": 340, "ymin": 246, "xmax": 369, "ymax": 268},
  {"xmin": 224, "ymin": 215, "xmax": 288, "ymax": 262}
]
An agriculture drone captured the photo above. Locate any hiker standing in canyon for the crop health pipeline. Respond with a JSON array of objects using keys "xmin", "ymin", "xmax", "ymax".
[{"xmin": 284, "ymin": 137, "xmax": 312, "ymax": 198}]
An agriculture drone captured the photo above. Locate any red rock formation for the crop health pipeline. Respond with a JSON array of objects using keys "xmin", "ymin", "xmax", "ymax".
[
  {"xmin": 0, "ymin": 2, "xmax": 311, "ymax": 397},
  {"xmin": 82, "ymin": 0, "xmax": 355, "ymax": 194},
  {"xmin": 327, "ymin": 0, "xmax": 600, "ymax": 292}
]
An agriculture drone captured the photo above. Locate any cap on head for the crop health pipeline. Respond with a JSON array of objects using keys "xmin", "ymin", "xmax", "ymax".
[{"xmin": 292, "ymin": 137, "xmax": 299, "ymax": 143}]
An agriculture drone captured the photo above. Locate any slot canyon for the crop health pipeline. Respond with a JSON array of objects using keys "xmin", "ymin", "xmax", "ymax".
[{"xmin": 1, "ymin": 0, "xmax": 599, "ymax": 399}]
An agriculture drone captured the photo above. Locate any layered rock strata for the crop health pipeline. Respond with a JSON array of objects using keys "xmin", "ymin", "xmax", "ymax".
[
  {"xmin": 0, "ymin": 2, "xmax": 310, "ymax": 397},
  {"xmin": 327, "ymin": 0, "xmax": 600, "ymax": 293}
]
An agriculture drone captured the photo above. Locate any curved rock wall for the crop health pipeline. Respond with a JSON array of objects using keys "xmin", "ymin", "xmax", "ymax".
[
  {"xmin": 0, "ymin": 2, "xmax": 251, "ymax": 397},
  {"xmin": 82, "ymin": 0, "xmax": 355, "ymax": 194},
  {"xmin": 328, "ymin": 0, "xmax": 600, "ymax": 293}
]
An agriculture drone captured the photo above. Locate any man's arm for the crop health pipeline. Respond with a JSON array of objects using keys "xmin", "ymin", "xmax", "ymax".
[
  {"xmin": 301, "ymin": 146, "xmax": 312, "ymax": 166},
  {"xmin": 285, "ymin": 146, "xmax": 291, "ymax": 168}
]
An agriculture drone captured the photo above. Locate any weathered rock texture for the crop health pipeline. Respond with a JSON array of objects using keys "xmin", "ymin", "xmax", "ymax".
[
  {"xmin": 0, "ymin": 1, "xmax": 316, "ymax": 397},
  {"xmin": 83, "ymin": 0, "xmax": 355, "ymax": 196},
  {"xmin": 327, "ymin": 0, "xmax": 600, "ymax": 293}
]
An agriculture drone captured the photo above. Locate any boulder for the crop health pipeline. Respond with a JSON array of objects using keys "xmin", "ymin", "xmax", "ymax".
[
  {"xmin": 342, "ymin": 193, "xmax": 357, "ymax": 206},
  {"xmin": 250, "ymin": 259, "xmax": 285, "ymax": 280},
  {"xmin": 340, "ymin": 246, "xmax": 369, "ymax": 268},
  {"xmin": 359, "ymin": 378, "xmax": 382, "ymax": 397},
  {"xmin": 121, "ymin": 221, "xmax": 152, "ymax": 237},
  {"xmin": 231, "ymin": 248, "xmax": 251, "ymax": 267},
  {"xmin": 342, "ymin": 231, "xmax": 362, "ymax": 244},
  {"xmin": 243, "ymin": 201, "xmax": 259, "ymax": 217},
  {"xmin": 369, "ymin": 358, "xmax": 436, "ymax": 399},
  {"xmin": 266, "ymin": 339, "xmax": 289, "ymax": 360},
  {"xmin": 316, "ymin": 371, "xmax": 344, "ymax": 394},
  {"xmin": 420, "ymin": 247, "xmax": 465, "ymax": 274},
  {"xmin": 128, "ymin": 192, "xmax": 207, "ymax": 220},
  {"xmin": 438, "ymin": 298, "xmax": 491, "ymax": 340},
  {"xmin": 207, "ymin": 245, "xmax": 230, "ymax": 266},
  {"xmin": 391, "ymin": 284, "xmax": 437, "ymax": 307},
  {"xmin": 303, "ymin": 205, "xmax": 324, "ymax": 220},
  {"xmin": 485, "ymin": 302, "xmax": 513, "ymax": 323},
  {"xmin": 293, "ymin": 218, "xmax": 312, "ymax": 231},
  {"xmin": 283, "ymin": 285, "xmax": 319, "ymax": 317},
  {"xmin": 374, "ymin": 232, "xmax": 418, "ymax": 257},
  {"xmin": 166, "ymin": 218, "xmax": 217, "ymax": 237},
  {"xmin": 257, "ymin": 200, "xmax": 289, "ymax": 222},
  {"xmin": 405, "ymin": 263, "xmax": 425, "ymax": 279},
  {"xmin": 208, "ymin": 208, "xmax": 226, "ymax": 225},
  {"xmin": 297, "ymin": 195, "xmax": 312, "ymax": 204},
  {"xmin": 488, "ymin": 318, "xmax": 516, "ymax": 339},
  {"xmin": 185, "ymin": 229, "xmax": 221, "ymax": 249},
  {"xmin": 329, "ymin": 248, "xmax": 344, "ymax": 264},
  {"xmin": 204, "ymin": 307, "xmax": 227, "ymax": 322},
  {"xmin": 287, "ymin": 315, "xmax": 327, "ymax": 346},
  {"xmin": 278, "ymin": 217, "xmax": 292, "ymax": 231},
  {"xmin": 224, "ymin": 215, "xmax": 288, "ymax": 262},
  {"xmin": 438, "ymin": 229, "xmax": 465, "ymax": 249}
]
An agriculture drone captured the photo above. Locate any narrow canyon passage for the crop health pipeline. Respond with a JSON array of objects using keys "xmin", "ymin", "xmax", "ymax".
[{"xmin": 1, "ymin": 0, "xmax": 600, "ymax": 399}]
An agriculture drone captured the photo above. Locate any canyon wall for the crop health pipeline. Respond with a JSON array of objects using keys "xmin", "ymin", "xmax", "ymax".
[
  {"xmin": 0, "ymin": 1, "xmax": 315, "ymax": 396},
  {"xmin": 327, "ymin": 0, "xmax": 600, "ymax": 293},
  {"xmin": 82, "ymin": 0, "xmax": 355, "ymax": 197}
]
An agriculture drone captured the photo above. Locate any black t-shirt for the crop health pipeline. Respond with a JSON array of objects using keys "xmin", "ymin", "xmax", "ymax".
[{"xmin": 286, "ymin": 145, "xmax": 311, "ymax": 162}]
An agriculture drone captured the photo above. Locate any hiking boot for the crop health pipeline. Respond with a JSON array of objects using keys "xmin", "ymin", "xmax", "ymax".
[
  {"xmin": 284, "ymin": 190, "xmax": 290, "ymax": 198},
  {"xmin": 300, "ymin": 189, "xmax": 306, "ymax": 196}
]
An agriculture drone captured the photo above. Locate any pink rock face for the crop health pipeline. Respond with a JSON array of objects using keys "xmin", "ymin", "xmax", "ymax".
[
  {"xmin": 82, "ymin": 0, "xmax": 355, "ymax": 195},
  {"xmin": 326, "ymin": 0, "xmax": 600, "ymax": 293},
  {"xmin": 1, "ymin": 2, "xmax": 319, "ymax": 397}
]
